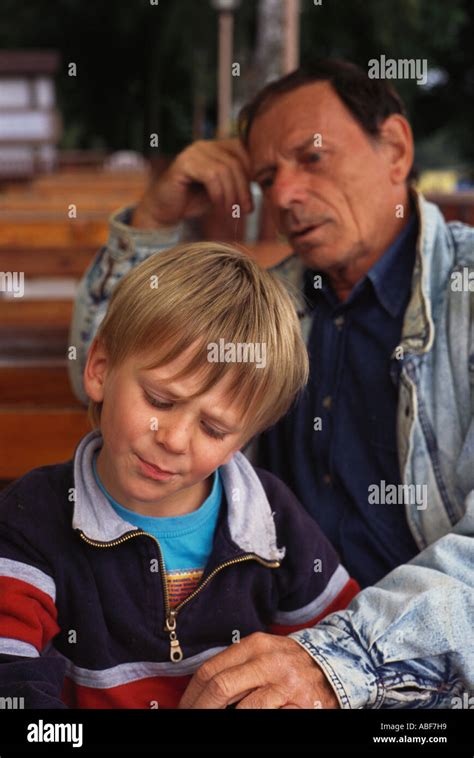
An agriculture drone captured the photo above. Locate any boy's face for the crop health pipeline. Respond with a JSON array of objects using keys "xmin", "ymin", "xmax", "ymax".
[{"xmin": 84, "ymin": 339, "xmax": 250, "ymax": 517}]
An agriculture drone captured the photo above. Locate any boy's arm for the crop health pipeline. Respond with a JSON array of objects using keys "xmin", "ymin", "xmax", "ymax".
[
  {"xmin": 0, "ymin": 527, "xmax": 67, "ymax": 708},
  {"xmin": 68, "ymin": 207, "xmax": 187, "ymax": 404},
  {"xmin": 259, "ymin": 470, "xmax": 360, "ymax": 635}
]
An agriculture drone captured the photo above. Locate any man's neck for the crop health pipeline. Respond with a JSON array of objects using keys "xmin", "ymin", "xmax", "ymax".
[{"xmin": 329, "ymin": 199, "xmax": 413, "ymax": 302}]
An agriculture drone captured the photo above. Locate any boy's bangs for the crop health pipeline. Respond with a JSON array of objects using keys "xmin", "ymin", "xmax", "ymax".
[{"xmin": 137, "ymin": 329, "xmax": 272, "ymax": 434}]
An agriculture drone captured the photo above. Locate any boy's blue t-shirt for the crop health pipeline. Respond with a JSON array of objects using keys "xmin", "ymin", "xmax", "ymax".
[{"xmin": 92, "ymin": 451, "xmax": 222, "ymax": 607}]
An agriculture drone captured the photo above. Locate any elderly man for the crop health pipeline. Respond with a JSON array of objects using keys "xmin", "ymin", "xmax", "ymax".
[{"xmin": 69, "ymin": 59, "xmax": 474, "ymax": 709}]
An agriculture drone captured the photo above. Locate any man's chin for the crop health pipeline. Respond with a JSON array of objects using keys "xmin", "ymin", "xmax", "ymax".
[{"xmin": 292, "ymin": 240, "xmax": 332, "ymax": 270}]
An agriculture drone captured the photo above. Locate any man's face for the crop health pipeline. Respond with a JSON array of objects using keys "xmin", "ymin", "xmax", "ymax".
[
  {"xmin": 84, "ymin": 341, "xmax": 248, "ymax": 515},
  {"xmin": 248, "ymin": 81, "xmax": 406, "ymax": 272}
]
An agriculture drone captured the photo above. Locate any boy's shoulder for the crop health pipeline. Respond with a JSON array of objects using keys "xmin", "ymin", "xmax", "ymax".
[
  {"xmin": 252, "ymin": 465, "xmax": 293, "ymax": 501},
  {"xmin": 0, "ymin": 459, "xmax": 75, "ymax": 535},
  {"xmin": 251, "ymin": 464, "xmax": 315, "ymax": 528}
]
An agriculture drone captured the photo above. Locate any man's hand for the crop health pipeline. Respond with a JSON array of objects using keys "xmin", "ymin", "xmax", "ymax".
[
  {"xmin": 132, "ymin": 138, "xmax": 253, "ymax": 229},
  {"xmin": 178, "ymin": 632, "xmax": 341, "ymax": 709}
]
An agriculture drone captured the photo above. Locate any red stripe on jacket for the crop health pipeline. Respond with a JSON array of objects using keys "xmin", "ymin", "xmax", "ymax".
[
  {"xmin": 62, "ymin": 674, "xmax": 192, "ymax": 709},
  {"xmin": 0, "ymin": 576, "xmax": 59, "ymax": 651},
  {"xmin": 268, "ymin": 577, "xmax": 360, "ymax": 635}
]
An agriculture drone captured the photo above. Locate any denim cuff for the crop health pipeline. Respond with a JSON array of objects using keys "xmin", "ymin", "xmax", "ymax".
[
  {"xmin": 108, "ymin": 206, "xmax": 185, "ymax": 262},
  {"xmin": 289, "ymin": 619, "xmax": 383, "ymax": 709}
]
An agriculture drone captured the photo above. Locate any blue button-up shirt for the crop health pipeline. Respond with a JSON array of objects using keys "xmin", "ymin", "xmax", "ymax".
[{"xmin": 259, "ymin": 213, "xmax": 420, "ymax": 587}]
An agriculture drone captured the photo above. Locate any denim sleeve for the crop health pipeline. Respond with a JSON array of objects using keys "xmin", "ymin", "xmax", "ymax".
[
  {"xmin": 67, "ymin": 207, "xmax": 187, "ymax": 405},
  {"xmin": 289, "ymin": 493, "xmax": 474, "ymax": 709}
]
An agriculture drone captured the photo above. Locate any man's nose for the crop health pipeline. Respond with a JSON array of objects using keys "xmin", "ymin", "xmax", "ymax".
[{"xmin": 270, "ymin": 165, "xmax": 308, "ymax": 210}]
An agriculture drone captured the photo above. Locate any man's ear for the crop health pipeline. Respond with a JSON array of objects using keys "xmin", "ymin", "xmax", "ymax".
[
  {"xmin": 83, "ymin": 337, "xmax": 109, "ymax": 403},
  {"xmin": 378, "ymin": 114, "xmax": 414, "ymax": 185}
]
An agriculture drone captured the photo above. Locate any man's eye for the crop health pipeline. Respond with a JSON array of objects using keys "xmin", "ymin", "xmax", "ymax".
[
  {"xmin": 260, "ymin": 177, "xmax": 273, "ymax": 190},
  {"xmin": 144, "ymin": 392, "xmax": 172, "ymax": 409},
  {"xmin": 305, "ymin": 152, "xmax": 321, "ymax": 164}
]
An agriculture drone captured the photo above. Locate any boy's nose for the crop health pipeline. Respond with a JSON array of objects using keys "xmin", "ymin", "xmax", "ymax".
[{"xmin": 153, "ymin": 422, "xmax": 189, "ymax": 455}]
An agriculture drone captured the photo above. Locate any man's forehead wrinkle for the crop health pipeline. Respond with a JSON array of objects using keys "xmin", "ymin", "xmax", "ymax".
[
  {"xmin": 251, "ymin": 82, "xmax": 354, "ymax": 156},
  {"xmin": 250, "ymin": 95, "xmax": 339, "ymax": 177}
]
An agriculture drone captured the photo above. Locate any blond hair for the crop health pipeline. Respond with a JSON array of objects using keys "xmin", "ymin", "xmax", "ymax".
[{"xmin": 88, "ymin": 241, "xmax": 309, "ymax": 443}]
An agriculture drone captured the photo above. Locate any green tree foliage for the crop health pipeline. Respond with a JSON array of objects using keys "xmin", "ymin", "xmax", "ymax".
[{"xmin": 0, "ymin": 0, "xmax": 472, "ymax": 168}]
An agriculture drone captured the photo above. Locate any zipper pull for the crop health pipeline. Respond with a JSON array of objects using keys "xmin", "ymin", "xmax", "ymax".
[{"xmin": 165, "ymin": 611, "xmax": 183, "ymax": 663}]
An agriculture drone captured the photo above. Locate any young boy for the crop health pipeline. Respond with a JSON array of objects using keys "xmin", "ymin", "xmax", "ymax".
[{"xmin": 0, "ymin": 242, "xmax": 359, "ymax": 709}]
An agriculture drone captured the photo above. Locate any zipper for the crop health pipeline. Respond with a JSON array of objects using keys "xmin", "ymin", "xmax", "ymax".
[{"xmin": 78, "ymin": 530, "xmax": 280, "ymax": 663}]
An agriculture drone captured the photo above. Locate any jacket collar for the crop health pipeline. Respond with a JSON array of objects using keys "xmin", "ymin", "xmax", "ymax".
[
  {"xmin": 72, "ymin": 430, "xmax": 285, "ymax": 563},
  {"xmin": 366, "ymin": 211, "xmax": 418, "ymax": 319},
  {"xmin": 397, "ymin": 190, "xmax": 450, "ymax": 356}
]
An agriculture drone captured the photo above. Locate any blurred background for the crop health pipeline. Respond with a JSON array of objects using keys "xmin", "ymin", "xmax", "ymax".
[
  {"xmin": 1, "ymin": 0, "xmax": 474, "ymax": 180},
  {"xmin": 0, "ymin": 0, "xmax": 474, "ymax": 181},
  {"xmin": 1, "ymin": 0, "xmax": 473, "ymax": 485}
]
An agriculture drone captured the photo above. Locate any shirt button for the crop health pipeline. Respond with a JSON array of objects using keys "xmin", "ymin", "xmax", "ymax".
[
  {"xmin": 334, "ymin": 315, "xmax": 345, "ymax": 329},
  {"xmin": 323, "ymin": 474, "xmax": 332, "ymax": 486},
  {"xmin": 322, "ymin": 395, "xmax": 332, "ymax": 410}
]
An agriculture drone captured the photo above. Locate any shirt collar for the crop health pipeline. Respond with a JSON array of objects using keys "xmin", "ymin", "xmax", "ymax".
[
  {"xmin": 366, "ymin": 212, "xmax": 418, "ymax": 317},
  {"xmin": 303, "ymin": 211, "xmax": 418, "ymax": 317}
]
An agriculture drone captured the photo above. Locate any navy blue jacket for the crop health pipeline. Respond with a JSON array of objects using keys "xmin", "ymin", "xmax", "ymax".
[{"xmin": 0, "ymin": 431, "xmax": 359, "ymax": 709}]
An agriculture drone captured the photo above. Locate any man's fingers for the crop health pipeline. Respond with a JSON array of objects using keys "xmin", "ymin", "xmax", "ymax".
[
  {"xmin": 195, "ymin": 161, "xmax": 227, "ymax": 209},
  {"xmin": 215, "ymin": 158, "xmax": 241, "ymax": 214},
  {"xmin": 185, "ymin": 155, "xmax": 237, "ymax": 215},
  {"xmin": 200, "ymin": 147, "xmax": 252, "ymax": 214},
  {"xmin": 218, "ymin": 137, "xmax": 252, "ymax": 176},
  {"xmin": 179, "ymin": 634, "xmax": 341, "ymax": 711},
  {"xmin": 216, "ymin": 151, "xmax": 253, "ymax": 213},
  {"xmin": 182, "ymin": 660, "xmax": 265, "ymax": 709},
  {"xmin": 176, "ymin": 138, "xmax": 253, "ymax": 217},
  {"xmin": 235, "ymin": 684, "xmax": 290, "ymax": 710},
  {"xmin": 179, "ymin": 635, "xmax": 272, "ymax": 709}
]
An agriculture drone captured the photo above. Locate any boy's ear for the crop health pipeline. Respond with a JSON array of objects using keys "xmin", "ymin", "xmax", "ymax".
[{"xmin": 83, "ymin": 337, "xmax": 109, "ymax": 403}]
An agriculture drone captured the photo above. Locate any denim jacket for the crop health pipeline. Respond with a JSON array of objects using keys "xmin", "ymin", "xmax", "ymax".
[{"xmin": 68, "ymin": 191, "xmax": 474, "ymax": 708}]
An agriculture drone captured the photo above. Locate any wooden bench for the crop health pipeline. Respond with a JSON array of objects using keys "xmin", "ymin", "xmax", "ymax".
[
  {"xmin": 0, "ymin": 408, "xmax": 90, "ymax": 480},
  {"xmin": 0, "ymin": 168, "xmax": 149, "ymax": 484},
  {"xmin": 0, "ymin": 211, "xmax": 108, "ymax": 248},
  {"xmin": 0, "ymin": 192, "xmax": 144, "ymax": 212},
  {"xmin": 0, "ymin": 353, "xmax": 90, "ymax": 481},
  {"xmin": 0, "ymin": 168, "xmax": 145, "ymax": 278}
]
